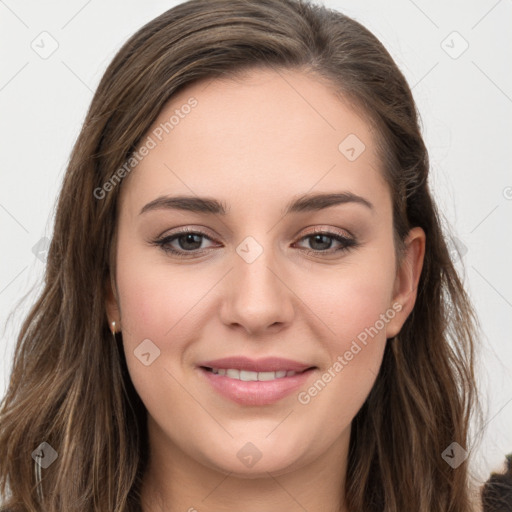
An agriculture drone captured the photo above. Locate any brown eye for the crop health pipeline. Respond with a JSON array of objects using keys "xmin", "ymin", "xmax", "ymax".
[
  {"xmin": 295, "ymin": 230, "xmax": 358, "ymax": 255},
  {"xmin": 152, "ymin": 228, "xmax": 217, "ymax": 258}
]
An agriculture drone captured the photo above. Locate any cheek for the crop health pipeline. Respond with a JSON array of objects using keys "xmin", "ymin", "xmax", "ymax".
[
  {"xmin": 294, "ymin": 249, "xmax": 396, "ymax": 412},
  {"xmin": 115, "ymin": 240, "xmax": 208, "ymax": 341},
  {"xmin": 300, "ymin": 252, "xmax": 396, "ymax": 346},
  {"xmin": 114, "ymin": 242, "xmax": 220, "ymax": 403},
  {"xmin": 117, "ymin": 271, "xmax": 181, "ymax": 340},
  {"xmin": 114, "ymin": 255, "xmax": 203, "ymax": 424}
]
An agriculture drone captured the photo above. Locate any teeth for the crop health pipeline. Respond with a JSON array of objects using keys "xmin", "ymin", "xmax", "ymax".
[
  {"xmin": 210, "ymin": 368, "xmax": 298, "ymax": 380},
  {"xmin": 258, "ymin": 371, "xmax": 277, "ymax": 381},
  {"xmin": 226, "ymin": 369, "xmax": 240, "ymax": 379},
  {"xmin": 240, "ymin": 370, "xmax": 258, "ymax": 381}
]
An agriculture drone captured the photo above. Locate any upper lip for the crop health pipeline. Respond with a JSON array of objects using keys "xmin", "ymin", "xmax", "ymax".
[{"xmin": 198, "ymin": 356, "xmax": 315, "ymax": 373}]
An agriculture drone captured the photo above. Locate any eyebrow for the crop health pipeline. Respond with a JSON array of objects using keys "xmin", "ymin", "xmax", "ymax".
[{"xmin": 139, "ymin": 191, "xmax": 374, "ymax": 216}]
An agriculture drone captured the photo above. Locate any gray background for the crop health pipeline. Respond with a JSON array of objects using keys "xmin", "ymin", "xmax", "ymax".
[{"xmin": 1, "ymin": 0, "xmax": 511, "ymax": 484}]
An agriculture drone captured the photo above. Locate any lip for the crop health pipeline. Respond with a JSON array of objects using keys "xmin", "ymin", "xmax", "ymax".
[
  {"xmin": 198, "ymin": 356, "xmax": 313, "ymax": 373},
  {"xmin": 197, "ymin": 356, "xmax": 317, "ymax": 406}
]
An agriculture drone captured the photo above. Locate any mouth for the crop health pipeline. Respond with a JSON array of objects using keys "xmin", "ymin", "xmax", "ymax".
[
  {"xmin": 196, "ymin": 357, "xmax": 317, "ymax": 406},
  {"xmin": 200, "ymin": 366, "xmax": 315, "ymax": 381}
]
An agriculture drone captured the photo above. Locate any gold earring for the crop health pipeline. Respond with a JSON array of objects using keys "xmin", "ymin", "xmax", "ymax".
[{"xmin": 111, "ymin": 321, "xmax": 116, "ymax": 336}]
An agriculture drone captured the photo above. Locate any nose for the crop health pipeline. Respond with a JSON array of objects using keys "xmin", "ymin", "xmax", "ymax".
[{"xmin": 219, "ymin": 239, "xmax": 295, "ymax": 336}]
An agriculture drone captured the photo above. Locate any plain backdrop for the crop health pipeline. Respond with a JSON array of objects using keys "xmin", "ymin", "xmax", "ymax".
[{"xmin": 1, "ymin": 0, "xmax": 511, "ymax": 485}]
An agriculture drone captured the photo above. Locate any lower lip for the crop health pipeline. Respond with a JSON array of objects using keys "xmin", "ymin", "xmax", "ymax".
[{"xmin": 198, "ymin": 367, "xmax": 316, "ymax": 406}]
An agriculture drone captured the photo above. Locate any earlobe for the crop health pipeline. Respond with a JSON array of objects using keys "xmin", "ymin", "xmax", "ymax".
[{"xmin": 386, "ymin": 227, "xmax": 426, "ymax": 339}]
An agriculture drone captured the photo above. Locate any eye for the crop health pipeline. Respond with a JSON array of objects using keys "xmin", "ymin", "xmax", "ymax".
[
  {"xmin": 151, "ymin": 227, "xmax": 358, "ymax": 259},
  {"xmin": 294, "ymin": 229, "xmax": 358, "ymax": 255},
  {"xmin": 151, "ymin": 227, "xmax": 217, "ymax": 258}
]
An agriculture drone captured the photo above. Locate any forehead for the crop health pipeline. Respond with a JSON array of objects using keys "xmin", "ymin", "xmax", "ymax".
[{"xmin": 119, "ymin": 67, "xmax": 388, "ymax": 216}]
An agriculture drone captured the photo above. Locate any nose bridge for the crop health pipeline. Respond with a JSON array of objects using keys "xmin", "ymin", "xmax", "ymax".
[
  {"xmin": 220, "ymin": 233, "xmax": 294, "ymax": 334},
  {"xmin": 237, "ymin": 241, "xmax": 279, "ymax": 293}
]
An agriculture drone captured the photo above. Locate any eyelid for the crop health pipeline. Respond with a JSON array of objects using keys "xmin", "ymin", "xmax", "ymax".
[
  {"xmin": 302, "ymin": 225, "xmax": 354, "ymax": 239},
  {"xmin": 156, "ymin": 225, "xmax": 215, "ymax": 240},
  {"xmin": 161, "ymin": 227, "xmax": 218, "ymax": 249}
]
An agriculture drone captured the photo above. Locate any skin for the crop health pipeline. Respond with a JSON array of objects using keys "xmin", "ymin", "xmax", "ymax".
[{"xmin": 106, "ymin": 68, "xmax": 425, "ymax": 512}]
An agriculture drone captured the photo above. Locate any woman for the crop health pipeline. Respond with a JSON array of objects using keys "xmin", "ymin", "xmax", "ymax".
[{"xmin": 0, "ymin": 0, "xmax": 505, "ymax": 510}]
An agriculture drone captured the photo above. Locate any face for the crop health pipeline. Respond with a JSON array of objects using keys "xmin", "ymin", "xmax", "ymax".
[{"xmin": 107, "ymin": 68, "xmax": 424, "ymax": 478}]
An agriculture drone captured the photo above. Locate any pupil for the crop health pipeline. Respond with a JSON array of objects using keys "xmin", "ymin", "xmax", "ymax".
[
  {"xmin": 181, "ymin": 234, "xmax": 201, "ymax": 250},
  {"xmin": 311, "ymin": 234, "xmax": 331, "ymax": 250}
]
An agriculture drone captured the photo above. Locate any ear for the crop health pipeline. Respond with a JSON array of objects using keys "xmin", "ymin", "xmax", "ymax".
[
  {"xmin": 385, "ymin": 227, "xmax": 426, "ymax": 339},
  {"xmin": 105, "ymin": 275, "xmax": 121, "ymax": 332}
]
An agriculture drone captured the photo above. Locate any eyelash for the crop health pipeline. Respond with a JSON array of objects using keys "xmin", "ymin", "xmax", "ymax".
[{"xmin": 151, "ymin": 226, "xmax": 358, "ymax": 259}]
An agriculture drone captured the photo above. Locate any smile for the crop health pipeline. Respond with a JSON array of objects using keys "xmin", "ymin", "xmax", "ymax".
[
  {"xmin": 204, "ymin": 367, "xmax": 304, "ymax": 381},
  {"xmin": 198, "ymin": 365, "xmax": 316, "ymax": 406}
]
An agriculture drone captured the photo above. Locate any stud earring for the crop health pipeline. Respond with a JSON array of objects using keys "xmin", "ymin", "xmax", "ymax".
[{"xmin": 111, "ymin": 321, "xmax": 118, "ymax": 341}]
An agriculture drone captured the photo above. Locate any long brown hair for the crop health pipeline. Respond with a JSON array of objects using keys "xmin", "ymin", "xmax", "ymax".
[{"xmin": 0, "ymin": 0, "xmax": 483, "ymax": 510}]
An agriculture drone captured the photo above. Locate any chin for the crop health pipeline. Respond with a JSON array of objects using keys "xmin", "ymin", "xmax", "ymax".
[{"xmin": 198, "ymin": 438, "xmax": 311, "ymax": 478}]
